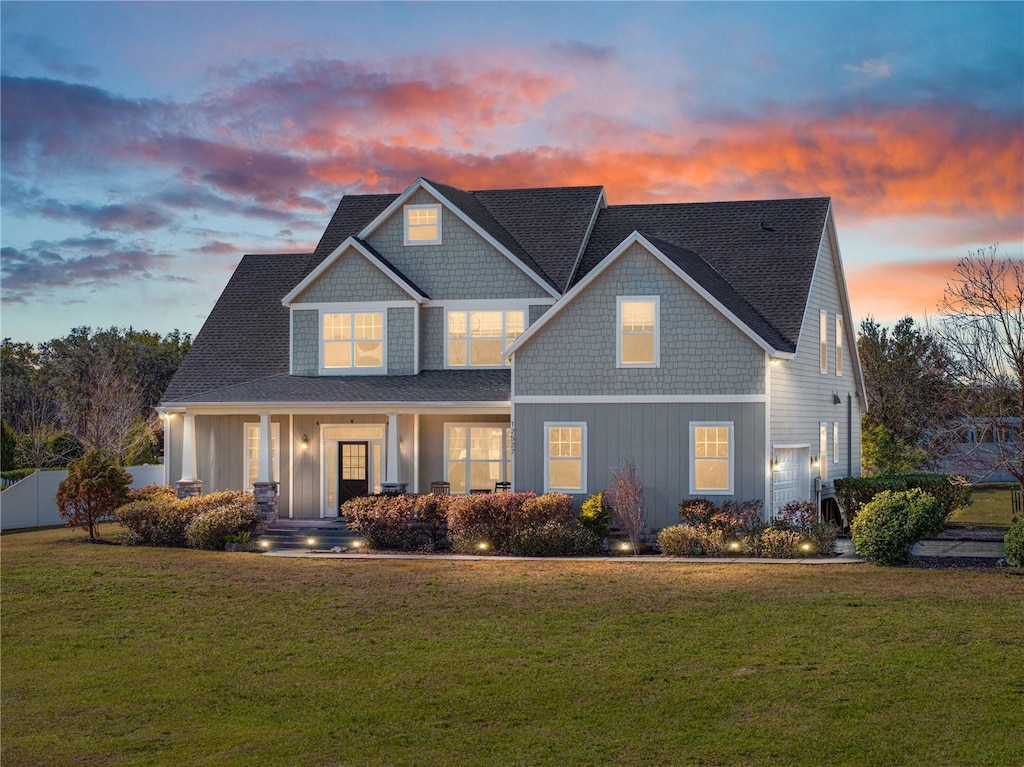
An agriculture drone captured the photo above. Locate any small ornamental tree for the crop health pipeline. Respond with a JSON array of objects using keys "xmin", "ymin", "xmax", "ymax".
[
  {"xmin": 55, "ymin": 450, "xmax": 131, "ymax": 541},
  {"xmin": 608, "ymin": 461, "xmax": 645, "ymax": 554}
]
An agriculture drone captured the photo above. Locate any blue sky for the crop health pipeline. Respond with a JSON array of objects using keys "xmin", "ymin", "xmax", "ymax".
[{"xmin": 2, "ymin": 1, "xmax": 1021, "ymax": 344}]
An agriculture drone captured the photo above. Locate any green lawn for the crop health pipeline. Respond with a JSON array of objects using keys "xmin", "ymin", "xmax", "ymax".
[
  {"xmin": 948, "ymin": 483, "xmax": 1020, "ymax": 527},
  {"xmin": 3, "ymin": 526, "xmax": 1023, "ymax": 767}
]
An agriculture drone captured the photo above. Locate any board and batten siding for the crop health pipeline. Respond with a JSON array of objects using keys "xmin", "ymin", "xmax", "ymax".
[
  {"xmin": 769, "ymin": 219, "xmax": 862, "ymax": 481},
  {"xmin": 513, "ymin": 243, "xmax": 766, "ymax": 398},
  {"xmin": 513, "ymin": 402, "xmax": 766, "ymax": 531},
  {"xmin": 365, "ymin": 188, "xmax": 553, "ymax": 301}
]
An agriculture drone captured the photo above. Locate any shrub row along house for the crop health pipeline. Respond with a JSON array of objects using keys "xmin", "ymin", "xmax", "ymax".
[{"xmin": 159, "ymin": 178, "xmax": 866, "ymax": 531}]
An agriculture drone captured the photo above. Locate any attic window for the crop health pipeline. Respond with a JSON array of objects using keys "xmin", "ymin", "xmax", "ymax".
[{"xmin": 404, "ymin": 204, "xmax": 441, "ymax": 245}]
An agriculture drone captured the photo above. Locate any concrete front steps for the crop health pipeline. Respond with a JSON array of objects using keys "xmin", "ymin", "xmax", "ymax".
[{"xmin": 255, "ymin": 523, "xmax": 363, "ymax": 552}]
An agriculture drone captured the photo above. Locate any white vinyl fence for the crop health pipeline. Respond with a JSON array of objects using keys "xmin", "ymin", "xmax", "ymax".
[{"xmin": 0, "ymin": 465, "xmax": 165, "ymax": 531}]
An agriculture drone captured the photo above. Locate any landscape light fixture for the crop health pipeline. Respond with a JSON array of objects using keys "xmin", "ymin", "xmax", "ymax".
[{"xmin": 307, "ymin": 537, "xmax": 316, "ymax": 552}]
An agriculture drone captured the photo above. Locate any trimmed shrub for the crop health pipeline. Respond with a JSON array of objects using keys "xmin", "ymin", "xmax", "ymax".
[
  {"xmin": 851, "ymin": 488, "xmax": 945, "ymax": 566},
  {"xmin": 414, "ymin": 493, "xmax": 451, "ymax": 549},
  {"xmin": 658, "ymin": 524, "xmax": 727, "ymax": 557},
  {"xmin": 679, "ymin": 499, "xmax": 716, "ymax": 527},
  {"xmin": 507, "ymin": 521, "xmax": 600, "ymax": 557},
  {"xmin": 775, "ymin": 499, "xmax": 818, "ymax": 528},
  {"xmin": 342, "ymin": 494, "xmax": 424, "ymax": 550},
  {"xmin": 185, "ymin": 498, "xmax": 260, "ymax": 550},
  {"xmin": 835, "ymin": 474, "xmax": 971, "ymax": 526},
  {"xmin": 446, "ymin": 491, "xmax": 535, "ymax": 554},
  {"xmin": 578, "ymin": 491, "xmax": 611, "ymax": 539},
  {"xmin": 757, "ymin": 527, "xmax": 802, "ymax": 558},
  {"xmin": 115, "ymin": 495, "xmax": 176, "ymax": 546},
  {"xmin": 804, "ymin": 522, "xmax": 838, "ymax": 556},
  {"xmin": 1005, "ymin": 521, "xmax": 1024, "ymax": 568},
  {"xmin": 679, "ymin": 498, "xmax": 764, "ymax": 535},
  {"xmin": 116, "ymin": 488, "xmax": 254, "ymax": 548},
  {"xmin": 518, "ymin": 493, "xmax": 575, "ymax": 528}
]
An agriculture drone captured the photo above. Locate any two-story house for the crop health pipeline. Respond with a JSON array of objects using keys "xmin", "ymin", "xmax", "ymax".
[{"xmin": 159, "ymin": 177, "xmax": 865, "ymax": 531}]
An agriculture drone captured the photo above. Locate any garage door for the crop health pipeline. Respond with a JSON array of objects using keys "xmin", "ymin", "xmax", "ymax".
[{"xmin": 773, "ymin": 447, "xmax": 810, "ymax": 514}]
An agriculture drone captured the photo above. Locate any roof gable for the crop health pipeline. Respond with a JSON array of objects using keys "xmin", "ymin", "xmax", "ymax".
[
  {"xmin": 576, "ymin": 197, "xmax": 831, "ymax": 347},
  {"xmin": 282, "ymin": 237, "xmax": 428, "ymax": 305}
]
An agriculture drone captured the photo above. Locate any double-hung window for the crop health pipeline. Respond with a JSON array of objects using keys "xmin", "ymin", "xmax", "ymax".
[
  {"xmin": 617, "ymin": 296, "xmax": 659, "ymax": 367},
  {"xmin": 404, "ymin": 204, "xmax": 441, "ymax": 245},
  {"xmin": 835, "ymin": 315, "xmax": 844, "ymax": 376},
  {"xmin": 447, "ymin": 309, "xmax": 525, "ymax": 367},
  {"xmin": 819, "ymin": 422, "xmax": 829, "ymax": 481},
  {"xmin": 833, "ymin": 421, "xmax": 840, "ymax": 465},
  {"xmin": 819, "ymin": 310, "xmax": 828, "ymax": 373},
  {"xmin": 243, "ymin": 422, "xmax": 280, "ymax": 489},
  {"xmin": 690, "ymin": 422, "xmax": 733, "ymax": 495},
  {"xmin": 545, "ymin": 423, "xmax": 586, "ymax": 493},
  {"xmin": 445, "ymin": 424, "xmax": 511, "ymax": 494},
  {"xmin": 322, "ymin": 311, "xmax": 384, "ymax": 372}
]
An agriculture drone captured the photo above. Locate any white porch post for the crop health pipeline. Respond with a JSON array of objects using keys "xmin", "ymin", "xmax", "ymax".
[
  {"xmin": 180, "ymin": 413, "xmax": 197, "ymax": 482},
  {"xmin": 386, "ymin": 412, "xmax": 400, "ymax": 484},
  {"xmin": 258, "ymin": 412, "xmax": 272, "ymax": 484},
  {"xmin": 176, "ymin": 412, "xmax": 202, "ymax": 498}
]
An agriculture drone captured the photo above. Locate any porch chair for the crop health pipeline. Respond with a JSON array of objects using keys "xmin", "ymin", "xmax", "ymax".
[
  {"xmin": 494, "ymin": 481, "xmax": 511, "ymax": 492},
  {"xmin": 430, "ymin": 481, "xmax": 450, "ymax": 495}
]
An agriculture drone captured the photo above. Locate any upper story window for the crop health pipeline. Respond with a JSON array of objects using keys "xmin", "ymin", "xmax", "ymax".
[
  {"xmin": 447, "ymin": 309, "xmax": 525, "ymax": 367},
  {"xmin": 690, "ymin": 422, "xmax": 733, "ymax": 495},
  {"xmin": 819, "ymin": 310, "xmax": 828, "ymax": 374},
  {"xmin": 322, "ymin": 311, "xmax": 384, "ymax": 373},
  {"xmin": 835, "ymin": 315, "xmax": 844, "ymax": 376},
  {"xmin": 617, "ymin": 296, "xmax": 660, "ymax": 367},
  {"xmin": 404, "ymin": 204, "xmax": 441, "ymax": 245}
]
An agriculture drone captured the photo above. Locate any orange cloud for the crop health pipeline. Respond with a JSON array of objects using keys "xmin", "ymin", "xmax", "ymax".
[{"xmin": 845, "ymin": 259, "xmax": 961, "ymax": 322}]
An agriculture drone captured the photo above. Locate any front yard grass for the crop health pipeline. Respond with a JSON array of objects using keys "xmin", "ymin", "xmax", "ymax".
[
  {"xmin": 2, "ymin": 525, "xmax": 1022, "ymax": 767},
  {"xmin": 948, "ymin": 483, "xmax": 1019, "ymax": 527}
]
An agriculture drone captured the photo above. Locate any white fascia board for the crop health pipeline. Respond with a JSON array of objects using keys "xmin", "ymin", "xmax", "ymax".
[
  {"xmin": 825, "ymin": 203, "xmax": 868, "ymax": 410},
  {"xmin": 357, "ymin": 178, "xmax": 561, "ymax": 299},
  {"xmin": 163, "ymin": 402, "xmax": 512, "ymax": 415},
  {"xmin": 505, "ymin": 231, "xmax": 790, "ymax": 360},
  {"xmin": 280, "ymin": 237, "xmax": 427, "ymax": 306}
]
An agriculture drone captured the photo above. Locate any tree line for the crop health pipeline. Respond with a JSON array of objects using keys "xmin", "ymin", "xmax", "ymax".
[
  {"xmin": 1, "ymin": 327, "xmax": 191, "ymax": 470},
  {"xmin": 859, "ymin": 246, "xmax": 1023, "ymax": 492}
]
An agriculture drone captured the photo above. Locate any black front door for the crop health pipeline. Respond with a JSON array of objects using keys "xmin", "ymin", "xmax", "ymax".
[{"xmin": 339, "ymin": 441, "xmax": 370, "ymax": 506}]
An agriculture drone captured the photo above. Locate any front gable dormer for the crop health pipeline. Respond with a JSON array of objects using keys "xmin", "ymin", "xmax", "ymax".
[{"xmin": 284, "ymin": 238, "xmax": 426, "ymax": 377}]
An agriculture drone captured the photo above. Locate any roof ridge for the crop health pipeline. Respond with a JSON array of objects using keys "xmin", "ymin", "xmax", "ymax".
[{"xmin": 607, "ymin": 196, "xmax": 831, "ymax": 210}]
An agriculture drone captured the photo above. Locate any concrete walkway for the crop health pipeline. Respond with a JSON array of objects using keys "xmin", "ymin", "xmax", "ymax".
[{"xmin": 265, "ymin": 549, "xmax": 867, "ymax": 565}]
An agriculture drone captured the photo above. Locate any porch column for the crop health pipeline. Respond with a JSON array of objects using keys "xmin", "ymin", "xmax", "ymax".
[
  {"xmin": 386, "ymin": 413, "xmax": 400, "ymax": 484},
  {"xmin": 253, "ymin": 412, "xmax": 279, "ymax": 528},
  {"xmin": 176, "ymin": 412, "xmax": 202, "ymax": 498}
]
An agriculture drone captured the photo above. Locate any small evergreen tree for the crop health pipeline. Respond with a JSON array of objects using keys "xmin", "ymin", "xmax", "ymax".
[{"xmin": 55, "ymin": 450, "xmax": 131, "ymax": 541}]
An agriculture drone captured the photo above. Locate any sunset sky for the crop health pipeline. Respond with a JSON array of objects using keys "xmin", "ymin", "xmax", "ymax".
[{"xmin": 2, "ymin": 1, "xmax": 1021, "ymax": 344}]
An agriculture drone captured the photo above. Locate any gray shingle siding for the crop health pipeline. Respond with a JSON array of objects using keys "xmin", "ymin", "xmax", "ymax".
[
  {"xmin": 292, "ymin": 310, "xmax": 319, "ymax": 374},
  {"xmin": 514, "ymin": 243, "xmax": 766, "ymax": 397},
  {"xmin": 420, "ymin": 306, "xmax": 445, "ymax": 370},
  {"xmin": 529, "ymin": 304, "xmax": 549, "ymax": 325},
  {"xmin": 387, "ymin": 307, "xmax": 415, "ymax": 375},
  {"xmin": 295, "ymin": 249, "xmax": 410, "ymax": 304},
  {"xmin": 365, "ymin": 188, "xmax": 553, "ymax": 300},
  {"xmin": 769, "ymin": 223, "xmax": 862, "ymax": 481}
]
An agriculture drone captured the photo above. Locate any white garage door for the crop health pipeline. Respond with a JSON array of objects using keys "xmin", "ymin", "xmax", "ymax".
[{"xmin": 773, "ymin": 447, "xmax": 810, "ymax": 514}]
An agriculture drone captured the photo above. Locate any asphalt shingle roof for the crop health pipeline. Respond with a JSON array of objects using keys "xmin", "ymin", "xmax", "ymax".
[
  {"xmin": 166, "ymin": 369, "xmax": 510, "ymax": 405},
  {"xmin": 163, "ymin": 253, "xmax": 311, "ymax": 402},
  {"xmin": 163, "ymin": 182, "xmax": 831, "ymax": 405},
  {"xmin": 577, "ymin": 198, "xmax": 831, "ymax": 349}
]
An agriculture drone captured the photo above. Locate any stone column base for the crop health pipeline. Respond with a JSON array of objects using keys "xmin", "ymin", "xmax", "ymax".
[
  {"xmin": 253, "ymin": 482, "xmax": 280, "ymax": 528},
  {"xmin": 176, "ymin": 480, "xmax": 202, "ymax": 499}
]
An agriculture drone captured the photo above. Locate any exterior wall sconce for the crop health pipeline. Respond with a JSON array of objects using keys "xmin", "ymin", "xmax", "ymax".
[
  {"xmin": 301, "ymin": 435, "xmax": 310, "ymax": 450},
  {"xmin": 832, "ymin": 392, "xmax": 842, "ymax": 405},
  {"xmin": 770, "ymin": 459, "xmax": 780, "ymax": 473},
  {"xmin": 811, "ymin": 455, "xmax": 820, "ymax": 469}
]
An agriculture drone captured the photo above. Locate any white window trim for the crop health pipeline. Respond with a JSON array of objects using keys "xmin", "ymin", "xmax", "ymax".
[
  {"xmin": 444, "ymin": 308, "xmax": 526, "ymax": 369},
  {"xmin": 543, "ymin": 421, "xmax": 587, "ymax": 494},
  {"xmin": 835, "ymin": 315, "xmax": 844, "ymax": 377},
  {"xmin": 689, "ymin": 421, "xmax": 734, "ymax": 496},
  {"xmin": 403, "ymin": 203, "xmax": 442, "ymax": 246},
  {"xmin": 616, "ymin": 295, "xmax": 660, "ymax": 368},
  {"xmin": 243, "ymin": 422, "xmax": 280, "ymax": 489},
  {"xmin": 833, "ymin": 421, "xmax": 840, "ymax": 465},
  {"xmin": 443, "ymin": 422, "xmax": 512, "ymax": 494},
  {"xmin": 819, "ymin": 421, "xmax": 828, "ymax": 482},
  {"xmin": 319, "ymin": 308, "xmax": 387, "ymax": 376},
  {"xmin": 819, "ymin": 310, "xmax": 828, "ymax": 374}
]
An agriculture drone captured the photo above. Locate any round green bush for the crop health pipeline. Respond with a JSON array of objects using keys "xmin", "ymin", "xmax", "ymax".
[
  {"xmin": 1004, "ymin": 521, "xmax": 1024, "ymax": 568},
  {"xmin": 658, "ymin": 524, "xmax": 726, "ymax": 556},
  {"xmin": 185, "ymin": 499, "xmax": 260, "ymax": 550},
  {"xmin": 851, "ymin": 488, "xmax": 945, "ymax": 566}
]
